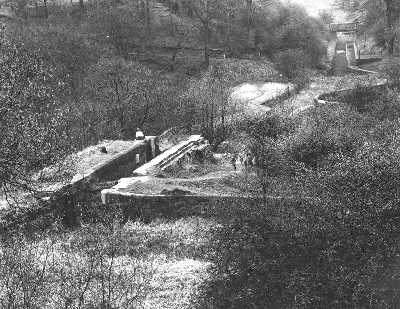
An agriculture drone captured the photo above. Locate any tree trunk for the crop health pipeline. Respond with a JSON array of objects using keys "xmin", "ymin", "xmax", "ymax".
[
  {"xmin": 204, "ymin": 31, "xmax": 210, "ymax": 67},
  {"xmin": 388, "ymin": 36, "xmax": 396, "ymax": 55},
  {"xmin": 385, "ymin": 0, "xmax": 399, "ymax": 55},
  {"xmin": 145, "ymin": 0, "xmax": 151, "ymax": 40},
  {"xmin": 43, "ymin": 0, "xmax": 48, "ymax": 19},
  {"xmin": 246, "ymin": 0, "xmax": 252, "ymax": 48},
  {"xmin": 171, "ymin": 46, "xmax": 181, "ymax": 71},
  {"xmin": 203, "ymin": 8, "xmax": 210, "ymax": 67}
]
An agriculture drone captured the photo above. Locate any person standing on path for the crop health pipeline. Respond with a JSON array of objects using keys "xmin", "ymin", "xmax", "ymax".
[
  {"xmin": 230, "ymin": 153, "xmax": 238, "ymax": 170},
  {"xmin": 246, "ymin": 152, "xmax": 253, "ymax": 169}
]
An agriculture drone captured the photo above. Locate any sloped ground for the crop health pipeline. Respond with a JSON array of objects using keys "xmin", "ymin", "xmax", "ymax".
[
  {"xmin": 375, "ymin": 255, "xmax": 400, "ymax": 307},
  {"xmin": 278, "ymin": 72, "xmax": 385, "ymax": 114},
  {"xmin": 107, "ymin": 72, "xmax": 386, "ymax": 202},
  {"xmin": 359, "ymin": 56, "xmax": 400, "ymax": 74},
  {"xmin": 138, "ymin": 218, "xmax": 218, "ymax": 309},
  {"xmin": 3, "ymin": 65, "xmax": 391, "ymax": 307},
  {"xmin": 3, "ymin": 70, "xmax": 391, "ymax": 308},
  {"xmin": 0, "ymin": 217, "xmax": 220, "ymax": 309},
  {"xmin": 126, "ymin": 70, "xmax": 397, "ymax": 308},
  {"xmin": 230, "ymin": 82, "xmax": 294, "ymax": 117}
]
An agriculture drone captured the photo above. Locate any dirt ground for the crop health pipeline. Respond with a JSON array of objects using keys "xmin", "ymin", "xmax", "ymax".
[{"xmin": 230, "ymin": 82, "xmax": 294, "ymax": 117}]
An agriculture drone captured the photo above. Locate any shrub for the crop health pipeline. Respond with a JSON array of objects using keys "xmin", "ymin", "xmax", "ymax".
[
  {"xmin": 368, "ymin": 88, "xmax": 400, "ymax": 120},
  {"xmin": 292, "ymin": 70, "xmax": 312, "ymax": 92},
  {"xmin": 273, "ymin": 48, "xmax": 310, "ymax": 80},
  {"xmin": 273, "ymin": 48, "xmax": 312, "ymax": 91},
  {"xmin": 197, "ymin": 126, "xmax": 400, "ymax": 308},
  {"xmin": 0, "ymin": 26, "xmax": 75, "ymax": 196},
  {"xmin": 344, "ymin": 84, "xmax": 381, "ymax": 113},
  {"xmin": 285, "ymin": 104, "xmax": 367, "ymax": 168},
  {"xmin": 244, "ymin": 113, "xmax": 298, "ymax": 176},
  {"xmin": 83, "ymin": 56, "xmax": 183, "ymax": 139},
  {"xmin": 9, "ymin": 21, "xmax": 98, "ymax": 93},
  {"xmin": 254, "ymin": 3, "xmax": 326, "ymax": 63},
  {"xmin": 200, "ymin": 194, "xmax": 400, "ymax": 308},
  {"xmin": 0, "ymin": 221, "xmax": 155, "ymax": 309},
  {"xmin": 385, "ymin": 62, "xmax": 400, "ymax": 87},
  {"xmin": 244, "ymin": 113, "xmax": 296, "ymax": 140},
  {"xmin": 338, "ymin": 84, "xmax": 400, "ymax": 120}
]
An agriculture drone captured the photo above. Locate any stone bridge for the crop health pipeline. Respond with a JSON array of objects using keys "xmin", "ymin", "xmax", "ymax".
[
  {"xmin": 329, "ymin": 22, "xmax": 360, "ymax": 74},
  {"xmin": 328, "ymin": 22, "xmax": 382, "ymax": 75}
]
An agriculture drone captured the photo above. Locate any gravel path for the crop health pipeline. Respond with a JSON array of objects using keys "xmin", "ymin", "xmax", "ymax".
[
  {"xmin": 278, "ymin": 72, "xmax": 385, "ymax": 114},
  {"xmin": 230, "ymin": 82, "xmax": 294, "ymax": 117}
]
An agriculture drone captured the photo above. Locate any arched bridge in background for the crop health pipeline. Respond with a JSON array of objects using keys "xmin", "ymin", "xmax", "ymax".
[{"xmin": 329, "ymin": 22, "xmax": 360, "ymax": 74}]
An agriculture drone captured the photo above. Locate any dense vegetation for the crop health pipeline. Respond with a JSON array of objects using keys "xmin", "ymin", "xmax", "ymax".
[
  {"xmin": 1, "ymin": 0, "xmax": 327, "ymax": 194},
  {"xmin": 198, "ymin": 72, "xmax": 400, "ymax": 308},
  {"xmin": 335, "ymin": 0, "xmax": 400, "ymax": 55},
  {"xmin": 5, "ymin": 0, "xmax": 400, "ymax": 308}
]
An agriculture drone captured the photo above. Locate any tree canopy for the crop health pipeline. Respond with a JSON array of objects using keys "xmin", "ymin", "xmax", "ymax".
[
  {"xmin": 0, "ymin": 25, "xmax": 71, "ymax": 197},
  {"xmin": 335, "ymin": 0, "xmax": 400, "ymax": 54}
]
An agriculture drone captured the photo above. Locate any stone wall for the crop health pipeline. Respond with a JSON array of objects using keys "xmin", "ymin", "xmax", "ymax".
[
  {"xmin": 86, "ymin": 142, "xmax": 151, "ymax": 182},
  {"xmin": 105, "ymin": 193, "xmax": 261, "ymax": 221},
  {"xmin": 102, "ymin": 193, "xmax": 312, "ymax": 222},
  {"xmin": 72, "ymin": 137, "xmax": 158, "ymax": 184},
  {"xmin": 47, "ymin": 137, "xmax": 158, "ymax": 228}
]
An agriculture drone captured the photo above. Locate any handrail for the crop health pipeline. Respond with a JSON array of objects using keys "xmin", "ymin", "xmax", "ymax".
[
  {"xmin": 158, "ymin": 140, "xmax": 201, "ymax": 169},
  {"xmin": 133, "ymin": 135, "xmax": 206, "ymax": 176}
]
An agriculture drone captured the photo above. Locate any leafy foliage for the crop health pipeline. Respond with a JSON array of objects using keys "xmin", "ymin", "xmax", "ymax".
[
  {"xmin": 0, "ymin": 221, "xmax": 155, "ymax": 308},
  {"xmin": 195, "ymin": 82, "xmax": 400, "ymax": 308},
  {"xmin": 273, "ymin": 48, "xmax": 312, "ymax": 89},
  {"xmin": 335, "ymin": 0, "xmax": 400, "ymax": 54},
  {"xmin": 286, "ymin": 104, "xmax": 368, "ymax": 168},
  {"xmin": 0, "ymin": 25, "xmax": 72, "ymax": 195},
  {"xmin": 83, "ymin": 57, "xmax": 179, "ymax": 138}
]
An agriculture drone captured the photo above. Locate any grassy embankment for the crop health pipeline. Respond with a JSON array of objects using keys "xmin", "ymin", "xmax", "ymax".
[{"xmin": 5, "ymin": 67, "xmax": 400, "ymax": 308}]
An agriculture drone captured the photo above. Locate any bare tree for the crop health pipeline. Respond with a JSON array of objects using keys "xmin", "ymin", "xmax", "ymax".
[
  {"xmin": 84, "ymin": 57, "xmax": 169, "ymax": 138},
  {"xmin": 182, "ymin": 0, "xmax": 214, "ymax": 66},
  {"xmin": 335, "ymin": 0, "xmax": 400, "ymax": 54}
]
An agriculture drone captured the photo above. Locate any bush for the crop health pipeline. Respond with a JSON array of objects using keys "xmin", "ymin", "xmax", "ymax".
[
  {"xmin": 200, "ymin": 194, "xmax": 400, "ymax": 308},
  {"xmin": 244, "ymin": 113, "xmax": 298, "ymax": 176},
  {"xmin": 292, "ymin": 70, "xmax": 312, "ymax": 92},
  {"xmin": 368, "ymin": 88, "xmax": 400, "ymax": 120},
  {"xmin": 83, "ymin": 56, "xmax": 183, "ymax": 139},
  {"xmin": 244, "ymin": 113, "xmax": 296, "ymax": 140},
  {"xmin": 196, "ymin": 123, "xmax": 400, "ymax": 308},
  {"xmin": 9, "ymin": 21, "xmax": 99, "ymax": 93},
  {"xmin": 337, "ymin": 85, "xmax": 400, "ymax": 120},
  {"xmin": 0, "ymin": 221, "xmax": 155, "ymax": 308},
  {"xmin": 285, "ymin": 104, "xmax": 367, "ymax": 168},
  {"xmin": 273, "ymin": 49, "xmax": 312, "ymax": 91},
  {"xmin": 273, "ymin": 48, "xmax": 310, "ymax": 80},
  {"xmin": 385, "ymin": 62, "xmax": 400, "ymax": 87},
  {"xmin": 194, "ymin": 81, "xmax": 400, "ymax": 308},
  {"xmin": 254, "ymin": 3, "xmax": 326, "ymax": 63},
  {"xmin": 0, "ymin": 26, "xmax": 76, "ymax": 196}
]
